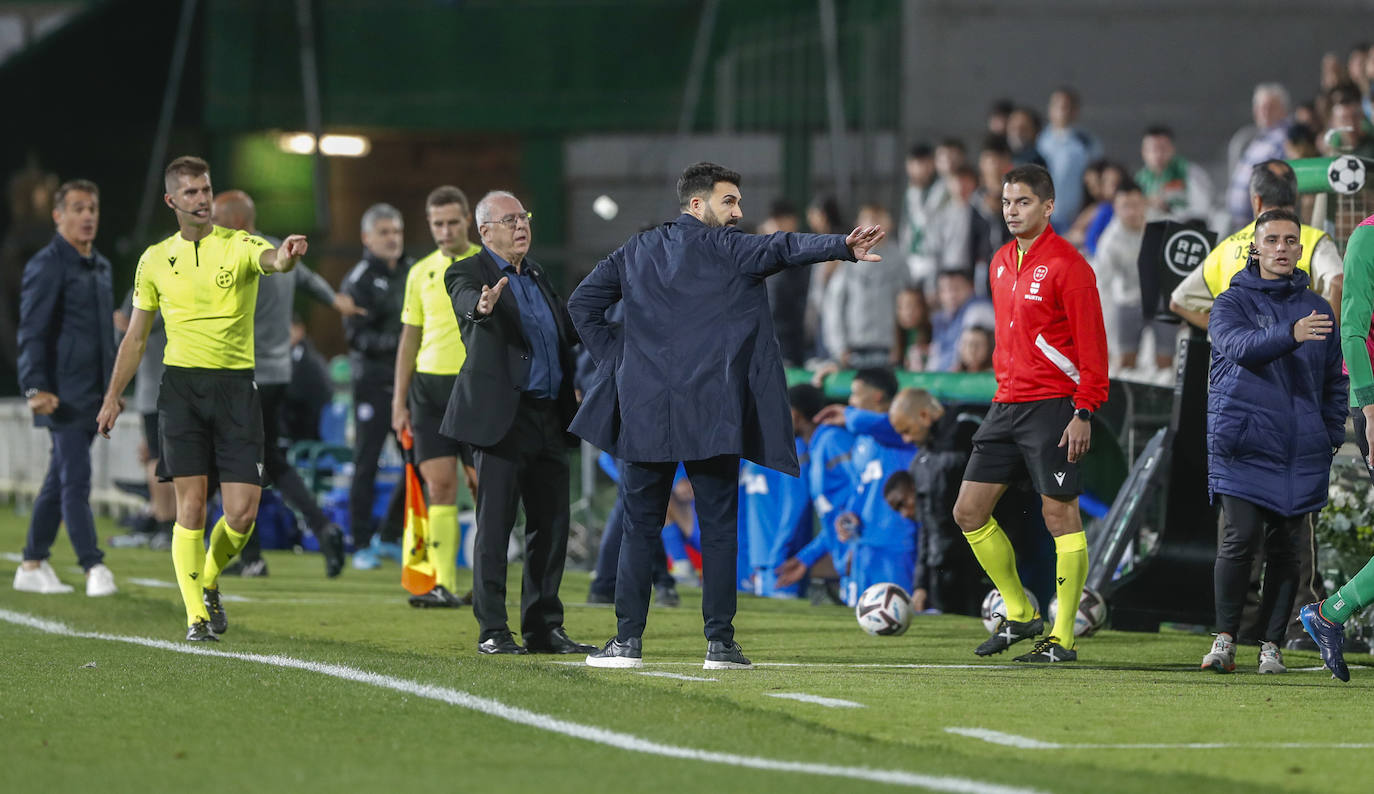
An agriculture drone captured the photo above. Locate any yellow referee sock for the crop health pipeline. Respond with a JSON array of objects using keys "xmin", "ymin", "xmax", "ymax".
[
  {"xmin": 1050, "ymin": 531, "xmax": 1089, "ymax": 647},
  {"xmin": 429, "ymin": 504, "xmax": 459, "ymax": 591},
  {"xmin": 964, "ymin": 516, "xmax": 1034, "ymax": 622},
  {"xmin": 171, "ymin": 524, "xmax": 210, "ymax": 627},
  {"xmin": 202, "ymin": 516, "xmax": 253, "ymax": 592}
]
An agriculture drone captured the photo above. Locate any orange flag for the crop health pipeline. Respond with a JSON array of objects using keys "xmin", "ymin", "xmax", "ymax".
[{"xmin": 399, "ymin": 428, "xmax": 436, "ymax": 595}]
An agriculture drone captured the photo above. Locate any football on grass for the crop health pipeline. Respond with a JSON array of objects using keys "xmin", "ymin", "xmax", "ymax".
[
  {"xmin": 980, "ymin": 587, "xmax": 1042, "ymax": 632},
  {"xmin": 855, "ymin": 582, "xmax": 913, "ymax": 636},
  {"xmin": 1048, "ymin": 586, "xmax": 1109, "ymax": 637}
]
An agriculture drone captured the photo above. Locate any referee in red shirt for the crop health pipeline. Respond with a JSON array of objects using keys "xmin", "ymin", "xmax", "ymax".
[{"xmin": 951, "ymin": 164, "xmax": 1108, "ymax": 663}]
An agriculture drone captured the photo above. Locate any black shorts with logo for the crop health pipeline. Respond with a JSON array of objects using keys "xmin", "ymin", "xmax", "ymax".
[
  {"xmin": 409, "ymin": 372, "xmax": 472, "ymax": 467},
  {"xmin": 963, "ymin": 397, "xmax": 1080, "ymax": 497},
  {"xmin": 156, "ymin": 366, "xmax": 264, "ymax": 485}
]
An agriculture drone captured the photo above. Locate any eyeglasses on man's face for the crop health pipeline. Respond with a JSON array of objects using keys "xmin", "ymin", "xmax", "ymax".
[{"xmin": 483, "ymin": 211, "xmax": 533, "ymax": 229}]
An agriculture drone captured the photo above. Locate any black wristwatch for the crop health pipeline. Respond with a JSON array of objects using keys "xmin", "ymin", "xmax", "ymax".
[{"xmin": 1073, "ymin": 407, "xmax": 1093, "ymax": 422}]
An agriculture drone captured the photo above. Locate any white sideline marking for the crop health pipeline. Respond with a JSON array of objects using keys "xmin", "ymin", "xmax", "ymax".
[
  {"xmin": 946, "ymin": 727, "xmax": 1374, "ymax": 750},
  {"xmin": 767, "ymin": 692, "xmax": 864, "ymax": 709},
  {"xmin": 0, "ymin": 609, "xmax": 1046, "ymax": 794},
  {"xmin": 2, "ymin": 552, "xmax": 23, "ymax": 562},
  {"xmin": 127, "ymin": 578, "xmax": 251, "ymax": 602},
  {"xmin": 637, "ymin": 671, "xmax": 717, "ymax": 682}
]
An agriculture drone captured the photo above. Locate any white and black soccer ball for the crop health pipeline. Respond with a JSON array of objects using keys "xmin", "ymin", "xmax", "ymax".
[
  {"xmin": 1328, "ymin": 155, "xmax": 1367, "ymax": 195},
  {"xmin": 855, "ymin": 582, "xmax": 913, "ymax": 636},
  {"xmin": 980, "ymin": 587, "xmax": 1041, "ymax": 632},
  {"xmin": 1047, "ymin": 586, "xmax": 1109, "ymax": 637}
]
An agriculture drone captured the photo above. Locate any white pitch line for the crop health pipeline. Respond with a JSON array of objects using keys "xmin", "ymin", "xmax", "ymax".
[
  {"xmin": 0, "ymin": 609, "xmax": 1046, "ymax": 794},
  {"xmin": 637, "ymin": 671, "xmax": 717, "ymax": 682},
  {"xmin": 767, "ymin": 692, "xmax": 864, "ymax": 709},
  {"xmin": 946, "ymin": 727, "xmax": 1374, "ymax": 750},
  {"xmin": 126, "ymin": 577, "xmax": 251, "ymax": 602},
  {"xmin": 1, "ymin": 552, "xmax": 23, "ymax": 562}
]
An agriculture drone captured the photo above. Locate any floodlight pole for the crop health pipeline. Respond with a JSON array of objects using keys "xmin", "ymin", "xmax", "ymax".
[
  {"xmin": 296, "ymin": 0, "xmax": 331, "ymax": 235},
  {"xmin": 817, "ymin": 0, "xmax": 852, "ymax": 212},
  {"xmin": 133, "ymin": 0, "xmax": 198, "ymax": 246}
]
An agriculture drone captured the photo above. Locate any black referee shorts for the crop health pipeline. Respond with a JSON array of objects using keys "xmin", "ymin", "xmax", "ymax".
[
  {"xmin": 141, "ymin": 412, "xmax": 161, "ymax": 461},
  {"xmin": 156, "ymin": 366, "xmax": 264, "ymax": 485},
  {"xmin": 409, "ymin": 371, "xmax": 472, "ymax": 467},
  {"xmin": 963, "ymin": 397, "xmax": 1080, "ymax": 497}
]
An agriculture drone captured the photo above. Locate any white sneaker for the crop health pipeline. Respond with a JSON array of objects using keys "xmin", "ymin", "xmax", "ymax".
[
  {"xmin": 86, "ymin": 564, "xmax": 117, "ymax": 597},
  {"xmin": 1258, "ymin": 641, "xmax": 1286, "ymax": 674},
  {"xmin": 13, "ymin": 560, "xmax": 75, "ymax": 594},
  {"xmin": 1200, "ymin": 633, "xmax": 1236, "ymax": 673}
]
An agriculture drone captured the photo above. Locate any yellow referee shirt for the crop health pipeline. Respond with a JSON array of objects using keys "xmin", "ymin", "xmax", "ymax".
[
  {"xmin": 132, "ymin": 225, "xmax": 271, "ymax": 370},
  {"xmin": 400, "ymin": 243, "xmax": 479, "ymax": 375}
]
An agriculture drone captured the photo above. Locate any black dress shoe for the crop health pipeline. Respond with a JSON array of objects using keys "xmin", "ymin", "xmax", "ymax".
[
  {"xmin": 478, "ymin": 633, "xmax": 528, "ymax": 655},
  {"xmin": 408, "ymin": 584, "xmax": 469, "ymax": 608},
  {"xmin": 526, "ymin": 627, "xmax": 597, "ymax": 654},
  {"xmin": 320, "ymin": 523, "xmax": 346, "ymax": 579}
]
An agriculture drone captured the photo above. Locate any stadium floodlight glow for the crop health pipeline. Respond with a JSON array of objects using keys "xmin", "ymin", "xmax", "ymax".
[{"xmin": 276, "ymin": 133, "xmax": 372, "ymax": 157}]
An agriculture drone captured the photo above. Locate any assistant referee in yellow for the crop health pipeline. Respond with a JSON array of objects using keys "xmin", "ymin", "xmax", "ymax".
[{"xmin": 98, "ymin": 156, "xmax": 308, "ymax": 642}]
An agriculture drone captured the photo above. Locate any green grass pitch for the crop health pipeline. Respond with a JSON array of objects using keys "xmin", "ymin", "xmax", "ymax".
[{"xmin": 3, "ymin": 509, "xmax": 1373, "ymax": 794}]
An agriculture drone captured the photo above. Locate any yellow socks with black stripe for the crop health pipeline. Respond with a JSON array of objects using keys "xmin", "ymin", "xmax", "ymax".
[
  {"xmin": 1322, "ymin": 555, "xmax": 1374, "ymax": 623},
  {"xmin": 965, "ymin": 517, "xmax": 1034, "ymax": 622},
  {"xmin": 1050, "ymin": 531, "xmax": 1089, "ymax": 646},
  {"xmin": 171, "ymin": 524, "xmax": 210, "ymax": 627},
  {"xmin": 429, "ymin": 504, "xmax": 459, "ymax": 591},
  {"xmin": 202, "ymin": 516, "xmax": 253, "ymax": 592}
]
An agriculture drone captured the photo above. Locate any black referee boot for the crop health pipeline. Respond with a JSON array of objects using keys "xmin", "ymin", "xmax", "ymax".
[{"xmin": 186, "ymin": 619, "xmax": 219, "ymax": 643}]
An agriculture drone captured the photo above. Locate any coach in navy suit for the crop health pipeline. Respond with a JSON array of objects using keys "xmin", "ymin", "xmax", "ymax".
[{"xmin": 571, "ymin": 162, "xmax": 886, "ymax": 669}]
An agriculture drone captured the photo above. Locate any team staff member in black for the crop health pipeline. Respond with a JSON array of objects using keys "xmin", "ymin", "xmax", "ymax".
[
  {"xmin": 442, "ymin": 190, "xmax": 594, "ymax": 655},
  {"xmin": 342, "ymin": 203, "xmax": 413, "ymax": 570},
  {"xmin": 97, "ymin": 156, "xmax": 308, "ymax": 641}
]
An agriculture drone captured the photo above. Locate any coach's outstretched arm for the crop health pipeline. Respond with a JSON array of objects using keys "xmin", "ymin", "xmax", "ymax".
[
  {"xmin": 725, "ymin": 224, "xmax": 886, "ymax": 278},
  {"xmin": 96, "ymin": 307, "xmax": 154, "ymax": 438},
  {"xmin": 567, "ymin": 249, "xmax": 624, "ymax": 366}
]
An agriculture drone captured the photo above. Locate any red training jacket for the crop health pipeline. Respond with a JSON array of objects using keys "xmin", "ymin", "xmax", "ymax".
[{"xmin": 987, "ymin": 225, "xmax": 1109, "ymax": 411}]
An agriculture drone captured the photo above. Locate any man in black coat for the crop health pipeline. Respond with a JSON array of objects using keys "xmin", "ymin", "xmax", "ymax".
[
  {"xmin": 570, "ymin": 162, "xmax": 886, "ymax": 669},
  {"xmin": 15, "ymin": 179, "xmax": 116, "ymax": 596},
  {"xmin": 441, "ymin": 190, "xmax": 594, "ymax": 656}
]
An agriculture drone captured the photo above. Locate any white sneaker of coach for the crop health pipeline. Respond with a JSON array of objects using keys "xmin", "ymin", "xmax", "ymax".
[
  {"xmin": 13, "ymin": 560, "xmax": 75, "ymax": 594},
  {"xmin": 86, "ymin": 564, "xmax": 117, "ymax": 597}
]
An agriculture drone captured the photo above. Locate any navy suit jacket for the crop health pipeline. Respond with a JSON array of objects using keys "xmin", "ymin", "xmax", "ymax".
[
  {"xmin": 17, "ymin": 234, "xmax": 115, "ymax": 431},
  {"xmin": 567, "ymin": 214, "xmax": 853, "ymax": 476}
]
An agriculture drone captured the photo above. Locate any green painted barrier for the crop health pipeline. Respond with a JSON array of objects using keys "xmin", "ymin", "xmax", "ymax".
[{"xmin": 785, "ymin": 368, "xmax": 998, "ymax": 404}]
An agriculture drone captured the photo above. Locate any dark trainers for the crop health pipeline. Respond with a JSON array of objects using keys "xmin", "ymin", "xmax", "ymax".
[
  {"xmin": 1013, "ymin": 636, "xmax": 1077, "ymax": 663},
  {"xmin": 203, "ymin": 588, "xmax": 227, "ymax": 635},
  {"xmin": 1299, "ymin": 601, "xmax": 1349, "ymax": 682},
  {"xmin": 585, "ymin": 637, "xmax": 644, "ymax": 669},
  {"xmin": 408, "ymin": 584, "xmax": 468, "ymax": 608},
  {"xmin": 654, "ymin": 583, "xmax": 681, "ymax": 607},
  {"xmin": 186, "ymin": 619, "xmax": 219, "ymax": 642},
  {"xmin": 974, "ymin": 613, "xmax": 1044, "ymax": 656},
  {"xmin": 704, "ymin": 640, "xmax": 753, "ymax": 670},
  {"xmin": 320, "ymin": 523, "xmax": 346, "ymax": 579}
]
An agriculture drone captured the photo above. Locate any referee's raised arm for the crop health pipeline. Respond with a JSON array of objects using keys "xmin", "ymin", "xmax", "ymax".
[{"xmin": 259, "ymin": 234, "xmax": 309, "ymax": 273}]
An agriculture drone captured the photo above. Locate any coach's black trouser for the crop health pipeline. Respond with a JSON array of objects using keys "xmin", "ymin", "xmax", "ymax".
[
  {"xmin": 471, "ymin": 396, "xmax": 571, "ymax": 644},
  {"xmin": 1216, "ymin": 494, "xmax": 1302, "ymax": 643},
  {"xmin": 616, "ymin": 455, "xmax": 738, "ymax": 645},
  {"xmin": 239, "ymin": 383, "xmax": 332, "ymax": 563},
  {"xmin": 350, "ymin": 378, "xmax": 404, "ymax": 548}
]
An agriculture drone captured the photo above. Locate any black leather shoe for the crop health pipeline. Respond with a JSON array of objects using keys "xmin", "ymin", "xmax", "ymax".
[
  {"xmin": 320, "ymin": 523, "xmax": 346, "ymax": 579},
  {"xmin": 526, "ymin": 626, "xmax": 597, "ymax": 654},
  {"xmin": 654, "ymin": 583, "xmax": 681, "ymax": 608},
  {"xmin": 586, "ymin": 636, "xmax": 643, "ymax": 668},
  {"xmin": 408, "ymin": 584, "xmax": 469, "ymax": 608},
  {"xmin": 478, "ymin": 633, "xmax": 527, "ymax": 655}
]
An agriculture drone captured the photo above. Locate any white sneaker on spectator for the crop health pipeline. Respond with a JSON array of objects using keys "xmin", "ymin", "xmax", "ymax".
[
  {"xmin": 86, "ymin": 564, "xmax": 117, "ymax": 597},
  {"xmin": 13, "ymin": 560, "xmax": 75, "ymax": 594},
  {"xmin": 1257, "ymin": 641, "xmax": 1286, "ymax": 674}
]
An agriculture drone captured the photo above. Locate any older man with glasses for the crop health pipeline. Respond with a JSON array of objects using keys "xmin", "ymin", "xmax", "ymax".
[{"xmin": 440, "ymin": 191, "xmax": 594, "ymax": 656}]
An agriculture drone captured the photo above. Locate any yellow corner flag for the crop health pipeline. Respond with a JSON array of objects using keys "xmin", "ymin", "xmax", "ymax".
[{"xmin": 400, "ymin": 428, "xmax": 436, "ymax": 595}]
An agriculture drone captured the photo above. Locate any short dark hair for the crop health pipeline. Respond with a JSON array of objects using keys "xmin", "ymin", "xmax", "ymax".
[
  {"xmin": 1115, "ymin": 178, "xmax": 1143, "ymax": 196},
  {"xmin": 1352, "ymin": 42, "xmax": 1371, "ymax": 57},
  {"xmin": 936, "ymin": 137, "xmax": 966, "ymax": 154},
  {"xmin": 1249, "ymin": 160, "xmax": 1297, "ymax": 208},
  {"xmin": 1002, "ymin": 164, "xmax": 1055, "ymax": 202},
  {"xmin": 937, "ymin": 268, "xmax": 974, "ymax": 284},
  {"xmin": 787, "ymin": 384, "xmax": 826, "ymax": 420},
  {"xmin": 426, "ymin": 185, "xmax": 469, "ymax": 212},
  {"xmin": 953, "ymin": 164, "xmax": 978, "ymax": 182},
  {"xmin": 1143, "ymin": 124, "xmax": 1173, "ymax": 139},
  {"xmin": 768, "ymin": 198, "xmax": 798, "ymax": 219},
  {"xmin": 1254, "ymin": 207, "xmax": 1301, "ymax": 236},
  {"xmin": 883, "ymin": 470, "xmax": 916, "ymax": 499},
  {"xmin": 54, "ymin": 179, "xmax": 98, "ymax": 209},
  {"xmin": 852, "ymin": 367, "xmax": 899, "ymax": 402},
  {"xmin": 164, "ymin": 155, "xmax": 209, "ymax": 191},
  {"xmin": 677, "ymin": 162, "xmax": 741, "ymax": 208},
  {"xmin": 907, "ymin": 142, "xmax": 934, "ymax": 160},
  {"xmin": 979, "ymin": 134, "xmax": 1011, "ymax": 157},
  {"xmin": 1329, "ymin": 83, "xmax": 1362, "ymax": 107},
  {"xmin": 808, "ymin": 194, "xmax": 844, "ymax": 231},
  {"xmin": 989, "ymin": 98, "xmax": 1014, "ymax": 116}
]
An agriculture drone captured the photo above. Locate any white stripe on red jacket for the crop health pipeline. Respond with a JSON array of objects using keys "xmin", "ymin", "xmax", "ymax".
[{"xmin": 988, "ymin": 225, "xmax": 1109, "ymax": 411}]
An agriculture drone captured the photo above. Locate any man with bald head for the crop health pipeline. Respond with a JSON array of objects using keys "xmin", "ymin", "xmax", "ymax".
[{"xmin": 212, "ymin": 190, "xmax": 361, "ymax": 578}]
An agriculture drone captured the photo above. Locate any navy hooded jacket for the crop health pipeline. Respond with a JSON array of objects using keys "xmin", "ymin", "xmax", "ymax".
[
  {"xmin": 567, "ymin": 214, "xmax": 853, "ymax": 475},
  {"xmin": 1207, "ymin": 261, "xmax": 1347, "ymax": 517}
]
